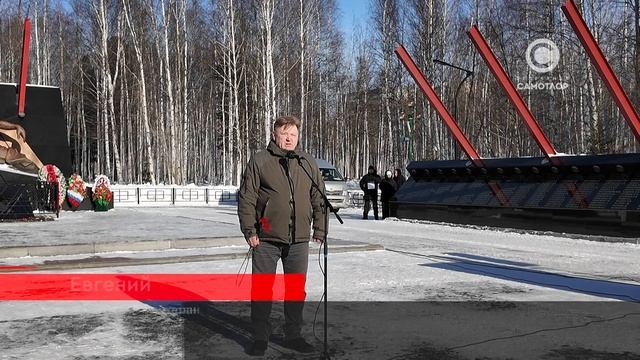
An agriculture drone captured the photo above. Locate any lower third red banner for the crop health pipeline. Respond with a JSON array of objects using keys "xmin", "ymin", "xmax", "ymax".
[{"xmin": 0, "ymin": 273, "xmax": 306, "ymax": 301}]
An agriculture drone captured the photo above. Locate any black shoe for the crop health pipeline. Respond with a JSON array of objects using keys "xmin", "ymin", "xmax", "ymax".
[
  {"xmin": 363, "ymin": 215, "xmax": 368, "ymax": 220},
  {"xmin": 283, "ymin": 337, "xmax": 315, "ymax": 353},
  {"xmin": 248, "ymin": 340, "xmax": 268, "ymax": 356}
]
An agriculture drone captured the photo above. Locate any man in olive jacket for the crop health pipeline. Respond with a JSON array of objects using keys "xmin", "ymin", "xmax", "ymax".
[{"xmin": 238, "ymin": 115, "xmax": 326, "ymax": 356}]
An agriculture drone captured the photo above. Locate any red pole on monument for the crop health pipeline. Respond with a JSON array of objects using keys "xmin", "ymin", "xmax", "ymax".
[{"xmin": 17, "ymin": 17, "xmax": 31, "ymax": 118}]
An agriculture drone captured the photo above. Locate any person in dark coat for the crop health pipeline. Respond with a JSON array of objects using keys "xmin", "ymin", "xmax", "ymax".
[
  {"xmin": 359, "ymin": 165, "xmax": 381, "ymax": 220},
  {"xmin": 393, "ymin": 168, "xmax": 406, "ymax": 190},
  {"xmin": 379, "ymin": 170, "xmax": 397, "ymax": 219}
]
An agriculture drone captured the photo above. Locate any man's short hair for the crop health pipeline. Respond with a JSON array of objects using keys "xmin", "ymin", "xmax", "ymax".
[{"xmin": 273, "ymin": 116, "xmax": 301, "ymax": 131}]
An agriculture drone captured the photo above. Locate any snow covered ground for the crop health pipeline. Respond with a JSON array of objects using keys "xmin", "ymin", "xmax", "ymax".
[{"xmin": 0, "ymin": 207, "xmax": 639, "ymax": 359}]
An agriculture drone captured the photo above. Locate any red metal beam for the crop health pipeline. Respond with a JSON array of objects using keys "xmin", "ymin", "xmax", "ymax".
[
  {"xmin": 467, "ymin": 26, "xmax": 590, "ymax": 207},
  {"xmin": 17, "ymin": 17, "xmax": 31, "ymax": 118},
  {"xmin": 467, "ymin": 25, "xmax": 561, "ymax": 166},
  {"xmin": 394, "ymin": 44, "xmax": 483, "ymax": 167},
  {"xmin": 395, "ymin": 44, "xmax": 510, "ymax": 207},
  {"xmin": 562, "ymin": 0, "xmax": 640, "ymax": 144}
]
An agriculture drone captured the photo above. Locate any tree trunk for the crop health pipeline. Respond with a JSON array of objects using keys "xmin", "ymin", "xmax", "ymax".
[{"xmin": 123, "ymin": 0, "xmax": 156, "ymax": 184}]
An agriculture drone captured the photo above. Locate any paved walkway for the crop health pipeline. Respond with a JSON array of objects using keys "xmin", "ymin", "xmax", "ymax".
[{"xmin": 0, "ymin": 206, "xmax": 380, "ymax": 260}]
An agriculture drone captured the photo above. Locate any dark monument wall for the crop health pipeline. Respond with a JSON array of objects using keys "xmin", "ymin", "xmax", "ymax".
[
  {"xmin": 0, "ymin": 83, "xmax": 72, "ymax": 176},
  {"xmin": 392, "ymin": 154, "xmax": 640, "ymax": 237}
]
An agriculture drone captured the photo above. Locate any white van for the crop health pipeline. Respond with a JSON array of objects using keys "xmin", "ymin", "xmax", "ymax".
[{"xmin": 315, "ymin": 159, "xmax": 348, "ymax": 211}]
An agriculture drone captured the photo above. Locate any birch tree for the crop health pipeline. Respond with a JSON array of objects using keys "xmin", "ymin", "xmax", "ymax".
[{"xmin": 122, "ymin": 0, "xmax": 156, "ymax": 184}]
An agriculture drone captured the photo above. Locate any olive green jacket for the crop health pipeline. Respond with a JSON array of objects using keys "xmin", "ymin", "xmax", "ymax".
[{"xmin": 238, "ymin": 140, "xmax": 327, "ymax": 243}]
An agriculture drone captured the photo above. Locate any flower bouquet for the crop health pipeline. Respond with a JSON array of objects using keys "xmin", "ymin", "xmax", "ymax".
[
  {"xmin": 38, "ymin": 164, "xmax": 67, "ymax": 209},
  {"xmin": 92, "ymin": 175, "xmax": 112, "ymax": 212},
  {"xmin": 66, "ymin": 174, "xmax": 86, "ymax": 209}
]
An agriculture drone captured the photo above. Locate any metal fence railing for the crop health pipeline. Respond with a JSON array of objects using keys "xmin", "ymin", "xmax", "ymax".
[
  {"xmin": 0, "ymin": 180, "xmax": 59, "ymax": 219},
  {"xmin": 111, "ymin": 186, "xmax": 372, "ymax": 208},
  {"xmin": 346, "ymin": 190, "xmax": 386, "ymax": 208},
  {"xmin": 111, "ymin": 186, "xmax": 238, "ymax": 207},
  {"xmin": 346, "ymin": 190, "xmax": 365, "ymax": 207}
]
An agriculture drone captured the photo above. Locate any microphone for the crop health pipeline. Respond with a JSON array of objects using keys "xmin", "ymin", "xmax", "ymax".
[{"xmin": 286, "ymin": 151, "xmax": 304, "ymax": 160}]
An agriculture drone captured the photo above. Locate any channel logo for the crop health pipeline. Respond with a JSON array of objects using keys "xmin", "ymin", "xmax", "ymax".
[
  {"xmin": 526, "ymin": 38, "xmax": 560, "ymax": 73},
  {"xmin": 518, "ymin": 38, "xmax": 567, "ymax": 90}
]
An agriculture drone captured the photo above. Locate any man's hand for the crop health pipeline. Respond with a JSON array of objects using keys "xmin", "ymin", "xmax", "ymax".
[
  {"xmin": 312, "ymin": 237, "xmax": 323, "ymax": 244},
  {"xmin": 247, "ymin": 234, "xmax": 260, "ymax": 248}
]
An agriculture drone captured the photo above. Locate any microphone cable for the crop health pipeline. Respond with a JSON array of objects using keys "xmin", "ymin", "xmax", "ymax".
[
  {"xmin": 383, "ymin": 248, "xmax": 640, "ymax": 359},
  {"xmin": 235, "ymin": 246, "xmax": 253, "ymax": 286}
]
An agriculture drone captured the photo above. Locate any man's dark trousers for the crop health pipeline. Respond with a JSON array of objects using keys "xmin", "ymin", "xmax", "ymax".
[
  {"xmin": 363, "ymin": 193, "xmax": 379, "ymax": 220},
  {"xmin": 251, "ymin": 241, "xmax": 309, "ymax": 341}
]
